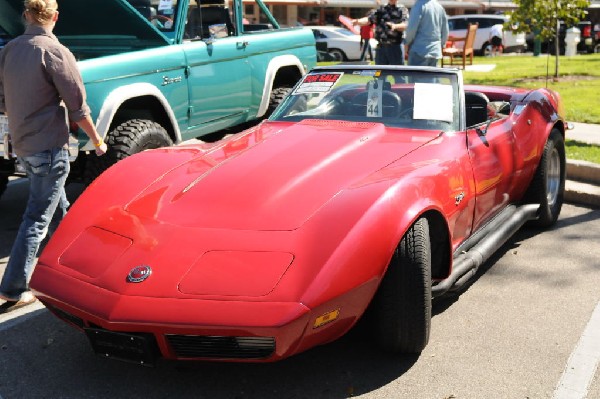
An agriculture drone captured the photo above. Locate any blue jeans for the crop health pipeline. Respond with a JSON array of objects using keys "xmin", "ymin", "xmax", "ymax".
[
  {"xmin": 408, "ymin": 52, "xmax": 439, "ymax": 67},
  {"xmin": 0, "ymin": 147, "xmax": 70, "ymax": 299},
  {"xmin": 360, "ymin": 40, "xmax": 373, "ymax": 61}
]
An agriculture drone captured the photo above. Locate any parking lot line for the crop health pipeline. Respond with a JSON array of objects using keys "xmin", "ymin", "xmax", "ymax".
[{"xmin": 553, "ymin": 300, "xmax": 600, "ymax": 399}]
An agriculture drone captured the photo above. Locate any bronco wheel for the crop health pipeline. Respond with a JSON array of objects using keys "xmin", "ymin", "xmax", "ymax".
[
  {"xmin": 525, "ymin": 128, "xmax": 565, "ymax": 227},
  {"xmin": 372, "ymin": 217, "xmax": 432, "ymax": 353},
  {"xmin": 266, "ymin": 86, "xmax": 292, "ymax": 118},
  {"xmin": 85, "ymin": 119, "xmax": 172, "ymax": 182}
]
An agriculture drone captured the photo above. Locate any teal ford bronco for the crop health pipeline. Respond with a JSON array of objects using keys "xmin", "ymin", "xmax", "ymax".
[{"xmin": 0, "ymin": 0, "xmax": 316, "ymax": 197}]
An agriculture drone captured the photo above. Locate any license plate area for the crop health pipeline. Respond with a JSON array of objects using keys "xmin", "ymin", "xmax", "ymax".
[{"xmin": 85, "ymin": 328, "xmax": 159, "ymax": 366}]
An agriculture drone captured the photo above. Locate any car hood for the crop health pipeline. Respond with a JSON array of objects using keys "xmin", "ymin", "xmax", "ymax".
[
  {"xmin": 124, "ymin": 119, "xmax": 440, "ymax": 231},
  {"xmin": 0, "ymin": 0, "xmax": 168, "ymax": 45}
]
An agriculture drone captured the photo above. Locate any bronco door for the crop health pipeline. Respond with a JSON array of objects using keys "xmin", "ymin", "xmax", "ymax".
[{"xmin": 182, "ymin": 1, "xmax": 251, "ymax": 132}]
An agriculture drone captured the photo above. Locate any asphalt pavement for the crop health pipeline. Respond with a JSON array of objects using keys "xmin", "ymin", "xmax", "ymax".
[{"xmin": 565, "ymin": 122, "xmax": 600, "ymax": 208}]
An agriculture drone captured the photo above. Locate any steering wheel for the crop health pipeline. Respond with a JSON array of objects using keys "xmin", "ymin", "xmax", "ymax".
[
  {"xmin": 348, "ymin": 91, "xmax": 402, "ymax": 118},
  {"xmin": 151, "ymin": 15, "xmax": 173, "ymax": 29}
]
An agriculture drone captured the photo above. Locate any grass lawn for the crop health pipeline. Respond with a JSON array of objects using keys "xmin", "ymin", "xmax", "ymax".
[
  {"xmin": 565, "ymin": 140, "xmax": 600, "ymax": 164},
  {"xmin": 463, "ymin": 53, "xmax": 600, "ymax": 124},
  {"xmin": 463, "ymin": 54, "xmax": 600, "ymax": 163}
]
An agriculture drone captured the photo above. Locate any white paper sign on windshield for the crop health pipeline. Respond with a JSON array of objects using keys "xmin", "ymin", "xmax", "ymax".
[
  {"xmin": 413, "ymin": 83, "xmax": 454, "ymax": 123},
  {"xmin": 158, "ymin": 0, "xmax": 173, "ymax": 11}
]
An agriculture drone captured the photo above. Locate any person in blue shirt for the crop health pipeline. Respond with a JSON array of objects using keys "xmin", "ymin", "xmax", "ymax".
[{"xmin": 404, "ymin": 0, "xmax": 448, "ymax": 67}]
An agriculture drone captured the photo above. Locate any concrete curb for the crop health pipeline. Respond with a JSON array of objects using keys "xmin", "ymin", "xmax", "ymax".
[
  {"xmin": 567, "ymin": 159, "xmax": 600, "ymax": 185},
  {"xmin": 565, "ymin": 160, "xmax": 600, "ymax": 208}
]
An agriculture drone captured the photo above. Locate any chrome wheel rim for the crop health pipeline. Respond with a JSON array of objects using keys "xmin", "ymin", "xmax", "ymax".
[{"xmin": 546, "ymin": 147, "xmax": 561, "ymax": 207}]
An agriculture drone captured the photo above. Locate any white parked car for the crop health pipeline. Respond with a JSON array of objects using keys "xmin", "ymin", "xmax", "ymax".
[
  {"xmin": 447, "ymin": 14, "xmax": 526, "ymax": 55},
  {"xmin": 309, "ymin": 26, "xmax": 378, "ymax": 61}
]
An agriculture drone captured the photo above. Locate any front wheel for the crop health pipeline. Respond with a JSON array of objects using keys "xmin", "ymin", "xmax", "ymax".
[
  {"xmin": 85, "ymin": 119, "xmax": 172, "ymax": 182},
  {"xmin": 481, "ymin": 42, "xmax": 492, "ymax": 56},
  {"xmin": 371, "ymin": 217, "xmax": 432, "ymax": 353},
  {"xmin": 525, "ymin": 128, "xmax": 565, "ymax": 227},
  {"xmin": 266, "ymin": 86, "xmax": 292, "ymax": 118}
]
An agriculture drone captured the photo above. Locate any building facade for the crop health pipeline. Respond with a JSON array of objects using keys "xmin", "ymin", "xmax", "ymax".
[{"xmin": 242, "ymin": 0, "xmax": 600, "ymax": 28}]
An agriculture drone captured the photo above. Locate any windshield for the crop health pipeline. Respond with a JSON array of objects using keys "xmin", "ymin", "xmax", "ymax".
[
  {"xmin": 133, "ymin": 0, "xmax": 180, "ymax": 33},
  {"xmin": 270, "ymin": 68, "xmax": 460, "ymax": 131},
  {"xmin": 332, "ymin": 28, "xmax": 355, "ymax": 37}
]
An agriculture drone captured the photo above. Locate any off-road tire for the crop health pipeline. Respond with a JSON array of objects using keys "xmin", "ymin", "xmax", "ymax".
[
  {"xmin": 85, "ymin": 119, "xmax": 172, "ymax": 183},
  {"xmin": 371, "ymin": 217, "xmax": 432, "ymax": 353},
  {"xmin": 525, "ymin": 128, "xmax": 565, "ymax": 227},
  {"xmin": 266, "ymin": 86, "xmax": 292, "ymax": 118}
]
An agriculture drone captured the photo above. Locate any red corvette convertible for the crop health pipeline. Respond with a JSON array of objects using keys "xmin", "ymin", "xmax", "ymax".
[{"xmin": 30, "ymin": 66, "xmax": 567, "ymax": 365}]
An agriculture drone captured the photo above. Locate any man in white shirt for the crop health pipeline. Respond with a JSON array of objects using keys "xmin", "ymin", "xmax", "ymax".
[{"xmin": 489, "ymin": 23, "xmax": 503, "ymax": 56}]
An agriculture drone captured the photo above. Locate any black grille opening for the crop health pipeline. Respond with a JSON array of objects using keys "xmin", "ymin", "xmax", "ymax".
[
  {"xmin": 166, "ymin": 335, "xmax": 275, "ymax": 360},
  {"xmin": 47, "ymin": 305, "xmax": 86, "ymax": 329}
]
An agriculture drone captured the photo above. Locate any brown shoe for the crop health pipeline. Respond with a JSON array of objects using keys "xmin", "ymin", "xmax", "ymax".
[{"xmin": 0, "ymin": 291, "xmax": 37, "ymax": 313}]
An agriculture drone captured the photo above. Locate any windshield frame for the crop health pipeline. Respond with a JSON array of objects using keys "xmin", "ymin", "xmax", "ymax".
[{"xmin": 270, "ymin": 66, "xmax": 465, "ymax": 132}]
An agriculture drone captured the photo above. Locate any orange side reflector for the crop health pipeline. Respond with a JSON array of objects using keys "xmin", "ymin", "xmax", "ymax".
[{"xmin": 313, "ymin": 309, "xmax": 340, "ymax": 329}]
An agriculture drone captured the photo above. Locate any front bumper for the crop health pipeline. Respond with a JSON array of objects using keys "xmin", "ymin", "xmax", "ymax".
[{"xmin": 32, "ymin": 264, "xmax": 313, "ymax": 364}]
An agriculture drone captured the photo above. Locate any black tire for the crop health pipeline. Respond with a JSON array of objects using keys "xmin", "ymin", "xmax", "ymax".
[
  {"xmin": 328, "ymin": 48, "xmax": 346, "ymax": 62},
  {"xmin": 525, "ymin": 129, "xmax": 565, "ymax": 227},
  {"xmin": 371, "ymin": 217, "xmax": 432, "ymax": 353},
  {"xmin": 481, "ymin": 42, "xmax": 491, "ymax": 56},
  {"xmin": 85, "ymin": 119, "xmax": 172, "ymax": 182},
  {"xmin": 266, "ymin": 86, "xmax": 292, "ymax": 118},
  {"xmin": 0, "ymin": 174, "xmax": 8, "ymax": 199}
]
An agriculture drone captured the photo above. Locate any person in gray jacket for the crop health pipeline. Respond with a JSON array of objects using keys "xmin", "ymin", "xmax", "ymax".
[{"xmin": 404, "ymin": 0, "xmax": 448, "ymax": 67}]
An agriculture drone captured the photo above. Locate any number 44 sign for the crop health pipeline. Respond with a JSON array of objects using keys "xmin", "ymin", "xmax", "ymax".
[{"xmin": 366, "ymin": 79, "xmax": 383, "ymax": 118}]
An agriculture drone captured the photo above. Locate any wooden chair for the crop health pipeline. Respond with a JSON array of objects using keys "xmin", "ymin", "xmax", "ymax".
[{"xmin": 442, "ymin": 23, "xmax": 478, "ymax": 69}]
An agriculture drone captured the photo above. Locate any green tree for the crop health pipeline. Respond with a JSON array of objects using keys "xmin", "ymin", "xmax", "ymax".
[{"xmin": 507, "ymin": 0, "xmax": 589, "ymax": 77}]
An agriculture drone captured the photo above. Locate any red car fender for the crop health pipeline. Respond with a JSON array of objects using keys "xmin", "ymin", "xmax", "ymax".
[{"xmin": 297, "ymin": 175, "xmax": 449, "ymax": 311}]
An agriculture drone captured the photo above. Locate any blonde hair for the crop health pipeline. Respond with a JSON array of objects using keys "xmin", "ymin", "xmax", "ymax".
[{"xmin": 24, "ymin": 0, "xmax": 58, "ymax": 25}]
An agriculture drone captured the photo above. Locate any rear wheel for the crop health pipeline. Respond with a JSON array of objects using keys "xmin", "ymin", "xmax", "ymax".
[
  {"xmin": 525, "ymin": 128, "xmax": 565, "ymax": 227},
  {"xmin": 371, "ymin": 217, "xmax": 432, "ymax": 353},
  {"xmin": 85, "ymin": 119, "xmax": 172, "ymax": 182},
  {"xmin": 328, "ymin": 48, "xmax": 346, "ymax": 62}
]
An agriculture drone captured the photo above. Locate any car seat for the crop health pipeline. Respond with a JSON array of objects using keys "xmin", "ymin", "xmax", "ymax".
[
  {"xmin": 187, "ymin": 6, "xmax": 234, "ymax": 39},
  {"xmin": 465, "ymin": 91, "xmax": 489, "ymax": 127}
]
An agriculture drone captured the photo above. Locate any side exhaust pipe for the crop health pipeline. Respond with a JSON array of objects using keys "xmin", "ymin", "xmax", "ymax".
[{"xmin": 432, "ymin": 204, "xmax": 540, "ymax": 298}]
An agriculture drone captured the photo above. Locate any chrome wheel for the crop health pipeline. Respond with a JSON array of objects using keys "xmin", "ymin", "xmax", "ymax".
[
  {"xmin": 328, "ymin": 49, "xmax": 345, "ymax": 62},
  {"xmin": 546, "ymin": 146, "xmax": 561, "ymax": 208}
]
